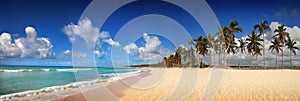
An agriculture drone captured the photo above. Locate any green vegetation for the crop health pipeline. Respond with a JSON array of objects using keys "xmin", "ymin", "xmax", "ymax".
[{"xmin": 161, "ymin": 19, "xmax": 298, "ymax": 69}]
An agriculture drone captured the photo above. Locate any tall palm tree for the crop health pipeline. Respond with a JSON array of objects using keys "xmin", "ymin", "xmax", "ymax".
[
  {"xmin": 216, "ymin": 26, "xmax": 228, "ymax": 65},
  {"xmin": 225, "ymin": 38, "xmax": 237, "ymax": 66},
  {"xmin": 188, "ymin": 40, "xmax": 195, "ymax": 67},
  {"xmin": 269, "ymin": 38, "xmax": 282, "ymax": 69},
  {"xmin": 194, "ymin": 36, "xmax": 209, "ymax": 68},
  {"xmin": 286, "ymin": 38, "xmax": 299, "ymax": 68},
  {"xmin": 253, "ymin": 45, "xmax": 262, "ymax": 68},
  {"xmin": 207, "ymin": 34, "xmax": 215, "ymax": 66},
  {"xmin": 246, "ymin": 31, "xmax": 263, "ymax": 68},
  {"xmin": 238, "ymin": 39, "xmax": 247, "ymax": 69},
  {"xmin": 225, "ymin": 20, "xmax": 243, "ymax": 66},
  {"xmin": 247, "ymin": 43, "xmax": 253, "ymax": 67},
  {"xmin": 254, "ymin": 20, "xmax": 270, "ymax": 69},
  {"xmin": 273, "ymin": 24, "xmax": 290, "ymax": 69}
]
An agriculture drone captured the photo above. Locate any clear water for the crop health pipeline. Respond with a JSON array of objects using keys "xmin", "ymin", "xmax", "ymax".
[{"xmin": 0, "ymin": 66, "xmax": 139, "ymax": 95}]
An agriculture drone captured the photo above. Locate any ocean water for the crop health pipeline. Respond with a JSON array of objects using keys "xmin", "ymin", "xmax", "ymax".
[{"xmin": 0, "ymin": 66, "xmax": 140, "ymax": 96}]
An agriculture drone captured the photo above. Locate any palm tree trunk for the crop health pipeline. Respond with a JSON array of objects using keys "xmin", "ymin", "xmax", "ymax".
[
  {"xmin": 228, "ymin": 54, "xmax": 231, "ymax": 67},
  {"xmin": 210, "ymin": 50, "xmax": 212, "ymax": 67},
  {"xmin": 238, "ymin": 50, "xmax": 241, "ymax": 69},
  {"xmin": 219, "ymin": 43, "xmax": 222, "ymax": 65},
  {"xmin": 250, "ymin": 53, "xmax": 253, "ymax": 68},
  {"xmin": 282, "ymin": 47, "xmax": 284, "ymax": 69},
  {"xmin": 263, "ymin": 33, "xmax": 266, "ymax": 69},
  {"xmin": 256, "ymin": 54, "xmax": 258, "ymax": 69},
  {"xmin": 276, "ymin": 52, "xmax": 278, "ymax": 69},
  {"xmin": 201, "ymin": 55, "xmax": 203, "ymax": 68},
  {"xmin": 290, "ymin": 49, "xmax": 292, "ymax": 69},
  {"xmin": 190, "ymin": 52, "xmax": 192, "ymax": 67}
]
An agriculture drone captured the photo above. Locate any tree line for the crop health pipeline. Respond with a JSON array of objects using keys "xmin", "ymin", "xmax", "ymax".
[{"xmin": 163, "ymin": 20, "xmax": 299, "ymax": 69}]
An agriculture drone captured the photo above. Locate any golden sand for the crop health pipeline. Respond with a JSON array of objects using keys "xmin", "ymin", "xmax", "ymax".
[{"xmin": 27, "ymin": 68, "xmax": 300, "ymax": 101}]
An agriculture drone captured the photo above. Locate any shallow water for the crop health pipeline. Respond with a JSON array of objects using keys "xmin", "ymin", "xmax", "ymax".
[{"xmin": 0, "ymin": 66, "xmax": 139, "ymax": 95}]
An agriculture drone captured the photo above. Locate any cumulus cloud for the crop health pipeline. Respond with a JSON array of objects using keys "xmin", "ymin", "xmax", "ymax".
[
  {"xmin": 123, "ymin": 33, "xmax": 172, "ymax": 62},
  {"xmin": 0, "ymin": 33, "xmax": 21, "ymax": 58},
  {"xmin": 124, "ymin": 43, "xmax": 138, "ymax": 55},
  {"xmin": 63, "ymin": 18, "xmax": 120, "ymax": 58},
  {"xmin": 0, "ymin": 27, "xmax": 54, "ymax": 59},
  {"xmin": 63, "ymin": 18, "xmax": 117, "ymax": 49},
  {"xmin": 103, "ymin": 38, "xmax": 120, "ymax": 47}
]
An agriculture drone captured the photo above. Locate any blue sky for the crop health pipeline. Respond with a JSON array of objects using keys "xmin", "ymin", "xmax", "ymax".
[{"xmin": 0, "ymin": 0, "xmax": 299, "ymax": 66}]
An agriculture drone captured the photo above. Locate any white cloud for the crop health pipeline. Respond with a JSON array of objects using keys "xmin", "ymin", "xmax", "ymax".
[
  {"xmin": 63, "ymin": 18, "xmax": 120, "ymax": 58},
  {"xmin": 0, "ymin": 33, "xmax": 21, "ymax": 58},
  {"xmin": 123, "ymin": 33, "xmax": 172, "ymax": 62},
  {"xmin": 94, "ymin": 50, "xmax": 104, "ymax": 58},
  {"xmin": 63, "ymin": 18, "xmax": 114, "ymax": 49},
  {"xmin": 142, "ymin": 33, "xmax": 161, "ymax": 53},
  {"xmin": 103, "ymin": 38, "xmax": 120, "ymax": 47},
  {"xmin": 62, "ymin": 50, "xmax": 87, "ymax": 59},
  {"xmin": 0, "ymin": 27, "xmax": 54, "ymax": 59},
  {"xmin": 25, "ymin": 26, "xmax": 37, "ymax": 41},
  {"xmin": 63, "ymin": 50, "xmax": 71, "ymax": 55},
  {"xmin": 269, "ymin": 22, "xmax": 300, "ymax": 48}
]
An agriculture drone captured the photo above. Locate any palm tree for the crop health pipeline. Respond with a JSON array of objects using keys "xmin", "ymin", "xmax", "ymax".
[
  {"xmin": 207, "ymin": 34, "xmax": 215, "ymax": 66},
  {"xmin": 224, "ymin": 20, "xmax": 243, "ymax": 66},
  {"xmin": 163, "ymin": 57, "xmax": 168, "ymax": 67},
  {"xmin": 194, "ymin": 36, "xmax": 209, "ymax": 68},
  {"xmin": 254, "ymin": 20, "xmax": 270, "ymax": 69},
  {"xmin": 216, "ymin": 26, "xmax": 228, "ymax": 65},
  {"xmin": 246, "ymin": 31, "xmax": 263, "ymax": 68},
  {"xmin": 188, "ymin": 40, "xmax": 195, "ymax": 66},
  {"xmin": 247, "ymin": 43, "xmax": 253, "ymax": 67},
  {"xmin": 225, "ymin": 38, "xmax": 237, "ymax": 66},
  {"xmin": 269, "ymin": 38, "xmax": 282, "ymax": 69},
  {"xmin": 227, "ymin": 20, "xmax": 243, "ymax": 41},
  {"xmin": 286, "ymin": 38, "xmax": 299, "ymax": 68},
  {"xmin": 273, "ymin": 24, "xmax": 290, "ymax": 69},
  {"xmin": 253, "ymin": 45, "xmax": 262, "ymax": 68},
  {"xmin": 238, "ymin": 39, "xmax": 247, "ymax": 69}
]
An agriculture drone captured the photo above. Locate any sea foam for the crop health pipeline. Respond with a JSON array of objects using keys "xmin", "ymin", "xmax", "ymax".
[{"xmin": 0, "ymin": 68, "xmax": 147, "ymax": 100}]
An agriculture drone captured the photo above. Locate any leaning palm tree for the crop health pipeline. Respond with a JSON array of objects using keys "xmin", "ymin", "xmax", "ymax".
[
  {"xmin": 246, "ymin": 31, "xmax": 263, "ymax": 68},
  {"xmin": 254, "ymin": 20, "xmax": 270, "ymax": 69},
  {"xmin": 273, "ymin": 24, "xmax": 290, "ymax": 69},
  {"xmin": 238, "ymin": 39, "xmax": 247, "ymax": 69},
  {"xmin": 227, "ymin": 20, "xmax": 243, "ymax": 42},
  {"xmin": 286, "ymin": 38, "xmax": 299, "ymax": 68},
  {"xmin": 194, "ymin": 36, "xmax": 209, "ymax": 68},
  {"xmin": 269, "ymin": 38, "xmax": 282, "ymax": 69}
]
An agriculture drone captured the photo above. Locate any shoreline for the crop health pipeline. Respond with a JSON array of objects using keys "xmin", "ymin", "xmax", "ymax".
[
  {"xmin": 0, "ymin": 68, "xmax": 149, "ymax": 100},
  {"xmin": 2, "ymin": 68, "xmax": 300, "ymax": 100},
  {"xmin": 53, "ymin": 68, "xmax": 151, "ymax": 101}
]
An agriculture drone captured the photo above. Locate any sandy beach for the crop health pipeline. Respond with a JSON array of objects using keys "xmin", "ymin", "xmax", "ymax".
[{"xmin": 14, "ymin": 68, "xmax": 300, "ymax": 101}]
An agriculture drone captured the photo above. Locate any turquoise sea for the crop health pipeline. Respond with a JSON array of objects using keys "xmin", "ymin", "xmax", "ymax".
[{"xmin": 0, "ymin": 65, "xmax": 140, "ymax": 96}]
